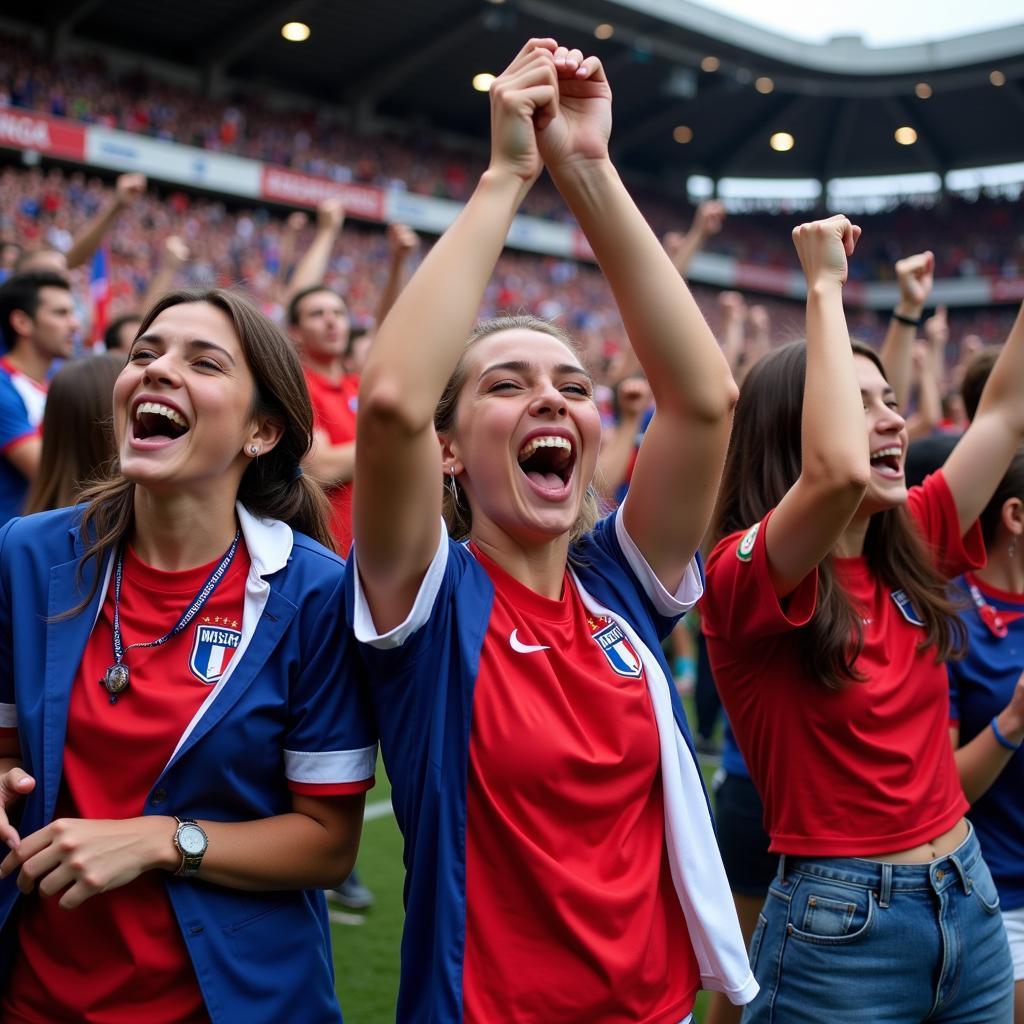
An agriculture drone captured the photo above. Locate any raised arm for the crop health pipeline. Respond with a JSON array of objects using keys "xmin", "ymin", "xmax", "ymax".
[
  {"xmin": 952, "ymin": 673, "xmax": 1024, "ymax": 803},
  {"xmin": 140, "ymin": 235, "xmax": 190, "ymax": 312},
  {"xmin": 879, "ymin": 250, "xmax": 934, "ymax": 407},
  {"xmin": 943, "ymin": 298, "xmax": 1024, "ymax": 533},
  {"xmin": 65, "ymin": 173, "xmax": 145, "ymax": 270},
  {"xmin": 662, "ymin": 200, "xmax": 725, "ymax": 277},
  {"xmin": 374, "ymin": 223, "xmax": 420, "ymax": 327},
  {"xmin": 355, "ymin": 40, "xmax": 558, "ymax": 631},
  {"xmin": 283, "ymin": 198, "xmax": 345, "ymax": 304},
  {"xmin": 906, "ymin": 342, "xmax": 942, "ymax": 441},
  {"xmin": 763, "ymin": 217, "xmax": 870, "ymax": 596},
  {"xmin": 538, "ymin": 49, "xmax": 735, "ymax": 589},
  {"xmin": 596, "ymin": 376, "xmax": 651, "ymax": 502},
  {"xmin": 717, "ymin": 291, "xmax": 747, "ymax": 377}
]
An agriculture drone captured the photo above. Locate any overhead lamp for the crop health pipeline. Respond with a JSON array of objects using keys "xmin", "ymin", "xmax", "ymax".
[
  {"xmin": 472, "ymin": 73, "xmax": 496, "ymax": 92},
  {"xmin": 281, "ymin": 22, "xmax": 310, "ymax": 42},
  {"xmin": 700, "ymin": 56, "xmax": 720, "ymax": 73},
  {"xmin": 894, "ymin": 125, "xmax": 918, "ymax": 145},
  {"xmin": 594, "ymin": 23, "xmax": 614, "ymax": 39},
  {"xmin": 991, "ymin": 70, "xmax": 1006, "ymax": 86},
  {"xmin": 673, "ymin": 125, "xmax": 693, "ymax": 144},
  {"xmin": 915, "ymin": 82, "xmax": 932, "ymax": 99},
  {"xmin": 770, "ymin": 131, "xmax": 794, "ymax": 152},
  {"xmin": 755, "ymin": 76, "xmax": 774, "ymax": 94}
]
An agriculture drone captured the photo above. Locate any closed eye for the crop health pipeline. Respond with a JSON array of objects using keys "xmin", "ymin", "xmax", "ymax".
[
  {"xmin": 561, "ymin": 382, "xmax": 592, "ymax": 397},
  {"xmin": 487, "ymin": 380, "xmax": 521, "ymax": 392}
]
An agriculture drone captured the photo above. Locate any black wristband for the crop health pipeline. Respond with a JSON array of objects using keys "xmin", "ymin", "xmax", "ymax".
[{"xmin": 891, "ymin": 310, "xmax": 922, "ymax": 328}]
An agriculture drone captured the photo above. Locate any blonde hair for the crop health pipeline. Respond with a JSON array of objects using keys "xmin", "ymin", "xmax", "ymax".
[{"xmin": 434, "ymin": 315, "xmax": 599, "ymax": 542}]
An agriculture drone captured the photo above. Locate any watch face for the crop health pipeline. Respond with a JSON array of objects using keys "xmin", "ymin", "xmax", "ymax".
[{"xmin": 179, "ymin": 825, "xmax": 206, "ymax": 855}]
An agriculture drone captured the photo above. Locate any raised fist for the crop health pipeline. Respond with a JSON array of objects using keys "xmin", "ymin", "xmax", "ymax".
[
  {"xmin": 718, "ymin": 290, "xmax": 747, "ymax": 323},
  {"xmin": 894, "ymin": 251, "xmax": 934, "ymax": 311},
  {"xmin": 163, "ymin": 235, "xmax": 189, "ymax": 264},
  {"xmin": 616, "ymin": 375, "xmax": 653, "ymax": 420},
  {"xmin": 317, "ymin": 197, "xmax": 346, "ymax": 233},
  {"xmin": 791, "ymin": 215, "xmax": 860, "ymax": 287},
  {"xmin": 693, "ymin": 200, "xmax": 725, "ymax": 238},
  {"xmin": 387, "ymin": 223, "xmax": 420, "ymax": 257},
  {"xmin": 115, "ymin": 173, "xmax": 146, "ymax": 206}
]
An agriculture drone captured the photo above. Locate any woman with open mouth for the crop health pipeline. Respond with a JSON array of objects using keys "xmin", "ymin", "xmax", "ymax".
[
  {"xmin": 0, "ymin": 289, "xmax": 375, "ymax": 1022},
  {"xmin": 350, "ymin": 37, "xmax": 754, "ymax": 1023},
  {"xmin": 702, "ymin": 222, "xmax": 1024, "ymax": 1021}
]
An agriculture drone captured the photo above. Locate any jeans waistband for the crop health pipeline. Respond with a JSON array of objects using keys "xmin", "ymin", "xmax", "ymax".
[{"xmin": 777, "ymin": 823, "xmax": 982, "ymax": 902}]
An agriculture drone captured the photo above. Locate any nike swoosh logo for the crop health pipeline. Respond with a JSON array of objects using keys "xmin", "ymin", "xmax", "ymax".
[{"xmin": 509, "ymin": 629, "xmax": 550, "ymax": 654}]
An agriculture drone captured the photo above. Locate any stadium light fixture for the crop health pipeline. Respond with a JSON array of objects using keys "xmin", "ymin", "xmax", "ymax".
[
  {"xmin": 755, "ymin": 77, "xmax": 774, "ymax": 94},
  {"xmin": 472, "ymin": 73, "xmax": 496, "ymax": 92},
  {"xmin": 594, "ymin": 23, "xmax": 614, "ymax": 39},
  {"xmin": 673, "ymin": 125, "xmax": 693, "ymax": 144},
  {"xmin": 281, "ymin": 22, "xmax": 311, "ymax": 42},
  {"xmin": 915, "ymin": 83, "xmax": 932, "ymax": 99},
  {"xmin": 990, "ymin": 70, "xmax": 1006, "ymax": 87},
  {"xmin": 770, "ymin": 132, "xmax": 794, "ymax": 152},
  {"xmin": 894, "ymin": 126, "xmax": 918, "ymax": 145},
  {"xmin": 700, "ymin": 56, "xmax": 720, "ymax": 73}
]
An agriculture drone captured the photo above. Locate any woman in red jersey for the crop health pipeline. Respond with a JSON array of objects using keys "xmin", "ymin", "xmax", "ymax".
[
  {"xmin": 702, "ymin": 219, "xmax": 1023, "ymax": 1022},
  {"xmin": 350, "ymin": 37, "xmax": 755, "ymax": 1023}
]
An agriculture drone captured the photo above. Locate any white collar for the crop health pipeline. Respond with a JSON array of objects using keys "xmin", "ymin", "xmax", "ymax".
[{"xmin": 235, "ymin": 502, "xmax": 293, "ymax": 577}]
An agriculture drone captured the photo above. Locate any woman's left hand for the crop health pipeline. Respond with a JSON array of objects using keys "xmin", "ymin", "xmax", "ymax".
[
  {"xmin": 0, "ymin": 816, "xmax": 174, "ymax": 909},
  {"xmin": 537, "ymin": 44, "xmax": 612, "ymax": 172}
]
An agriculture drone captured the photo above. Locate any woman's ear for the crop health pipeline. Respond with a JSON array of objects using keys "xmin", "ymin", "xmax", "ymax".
[
  {"xmin": 248, "ymin": 415, "xmax": 284, "ymax": 457},
  {"xmin": 1003, "ymin": 497, "xmax": 1024, "ymax": 539},
  {"xmin": 438, "ymin": 434, "xmax": 464, "ymax": 476}
]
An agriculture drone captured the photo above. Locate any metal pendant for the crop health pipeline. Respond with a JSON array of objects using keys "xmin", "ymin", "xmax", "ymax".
[{"xmin": 101, "ymin": 663, "xmax": 130, "ymax": 704}]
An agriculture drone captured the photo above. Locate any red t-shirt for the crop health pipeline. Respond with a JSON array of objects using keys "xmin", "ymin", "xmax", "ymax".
[
  {"xmin": 303, "ymin": 367, "xmax": 358, "ymax": 554},
  {"xmin": 702, "ymin": 471, "xmax": 984, "ymax": 856},
  {"xmin": 462, "ymin": 546, "xmax": 700, "ymax": 1024},
  {"xmin": 3, "ymin": 542, "xmax": 252, "ymax": 1023}
]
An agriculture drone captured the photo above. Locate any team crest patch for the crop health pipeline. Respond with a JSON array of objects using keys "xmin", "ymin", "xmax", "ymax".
[
  {"xmin": 589, "ymin": 615, "xmax": 644, "ymax": 678},
  {"xmin": 189, "ymin": 619, "xmax": 242, "ymax": 684},
  {"xmin": 890, "ymin": 588, "xmax": 925, "ymax": 627},
  {"xmin": 736, "ymin": 522, "xmax": 760, "ymax": 562}
]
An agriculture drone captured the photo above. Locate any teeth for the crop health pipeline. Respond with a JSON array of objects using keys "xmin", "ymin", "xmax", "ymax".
[
  {"xmin": 135, "ymin": 401, "xmax": 187, "ymax": 429},
  {"xmin": 870, "ymin": 446, "xmax": 901, "ymax": 461},
  {"xmin": 518, "ymin": 436, "xmax": 572, "ymax": 460}
]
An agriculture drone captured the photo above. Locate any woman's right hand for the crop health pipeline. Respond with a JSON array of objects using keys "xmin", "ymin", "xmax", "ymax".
[
  {"xmin": 0, "ymin": 765, "xmax": 35, "ymax": 850},
  {"xmin": 488, "ymin": 39, "xmax": 559, "ymax": 186},
  {"xmin": 791, "ymin": 215, "xmax": 861, "ymax": 288}
]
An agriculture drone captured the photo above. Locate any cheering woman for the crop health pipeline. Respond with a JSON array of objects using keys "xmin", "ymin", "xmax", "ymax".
[
  {"xmin": 0, "ymin": 289, "xmax": 375, "ymax": 1022},
  {"xmin": 350, "ymin": 38, "xmax": 755, "ymax": 1022},
  {"xmin": 703, "ymin": 219, "xmax": 1023, "ymax": 1022}
]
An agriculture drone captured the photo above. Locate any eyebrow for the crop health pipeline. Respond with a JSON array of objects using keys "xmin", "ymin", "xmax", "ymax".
[
  {"xmin": 478, "ymin": 360, "xmax": 593, "ymax": 382},
  {"xmin": 135, "ymin": 333, "xmax": 237, "ymax": 366}
]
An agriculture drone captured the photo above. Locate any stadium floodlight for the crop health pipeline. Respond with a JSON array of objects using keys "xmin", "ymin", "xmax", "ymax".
[
  {"xmin": 755, "ymin": 77, "xmax": 774, "ymax": 94},
  {"xmin": 594, "ymin": 23, "xmax": 614, "ymax": 40},
  {"xmin": 915, "ymin": 83, "xmax": 932, "ymax": 99},
  {"xmin": 990, "ymin": 70, "xmax": 1006, "ymax": 86},
  {"xmin": 472, "ymin": 73, "xmax": 496, "ymax": 92},
  {"xmin": 894, "ymin": 126, "xmax": 918, "ymax": 145},
  {"xmin": 700, "ymin": 56, "xmax": 720, "ymax": 72},
  {"xmin": 281, "ymin": 22, "xmax": 311, "ymax": 42},
  {"xmin": 770, "ymin": 132, "xmax": 795, "ymax": 152},
  {"xmin": 673, "ymin": 125, "xmax": 693, "ymax": 144}
]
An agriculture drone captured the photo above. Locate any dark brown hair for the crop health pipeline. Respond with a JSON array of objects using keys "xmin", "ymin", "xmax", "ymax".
[
  {"xmin": 72, "ymin": 289, "xmax": 335, "ymax": 609},
  {"xmin": 433, "ymin": 314, "xmax": 599, "ymax": 542},
  {"xmin": 24, "ymin": 352, "xmax": 124, "ymax": 515},
  {"xmin": 712, "ymin": 339, "xmax": 966, "ymax": 689},
  {"xmin": 961, "ymin": 346, "xmax": 1000, "ymax": 423},
  {"xmin": 979, "ymin": 446, "xmax": 1024, "ymax": 547}
]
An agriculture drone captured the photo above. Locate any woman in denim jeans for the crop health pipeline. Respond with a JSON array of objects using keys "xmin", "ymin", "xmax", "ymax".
[{"xmin": 702, "ymin": 228, "xmax": 1024, "ymax": 1023}]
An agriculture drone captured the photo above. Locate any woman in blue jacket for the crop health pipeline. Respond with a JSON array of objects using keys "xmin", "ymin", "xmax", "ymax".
[{"xmin": 0, "ymin": 289, "xmax": 375, "ymax": 1022}]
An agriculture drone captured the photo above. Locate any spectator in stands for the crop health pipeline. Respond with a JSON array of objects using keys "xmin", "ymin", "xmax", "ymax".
[
  {"xmin": 0, "ymin": 288, "xmax": 375, "ymax": 1023},
  {"xmin": 704, "ymin": 215, "xmax": 1024, "ymax": 1022},
  {"xmin": 0, "ymin": 270, "xmax": 79, "ymax": 523},
  {"xmin": 103, "ymin": 313, "xmax": 142, "ymax": 354},
  {"xmin": 23, "ymin": 352, "xmax": 123, "ymax": 515},
  {"xmin": 352, "ymin": 39, "xmax": 754, "ymax": 1020}
]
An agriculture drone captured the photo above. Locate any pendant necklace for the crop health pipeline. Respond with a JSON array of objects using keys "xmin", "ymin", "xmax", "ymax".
[{"xmin": 101, "ymin": 528, "xmax": 241, "ymax": 704}]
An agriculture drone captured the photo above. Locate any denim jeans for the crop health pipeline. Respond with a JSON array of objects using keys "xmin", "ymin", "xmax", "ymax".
[{"xmin": 743, "ymin": 825, "xmax": 1013, "ymax": 1023}]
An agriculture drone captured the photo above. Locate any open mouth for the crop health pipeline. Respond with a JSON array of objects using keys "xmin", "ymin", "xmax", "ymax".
[
  {"xmin": 132, "ymin": 400, "xmax": 189, "ymax": 443},
  {"xmin": 869, "ymin": 445, "xmax": 903, "ymax": 478},
  {"xmin": 517, "ymin": 435, "xmax": 575, "ymax": 491}
]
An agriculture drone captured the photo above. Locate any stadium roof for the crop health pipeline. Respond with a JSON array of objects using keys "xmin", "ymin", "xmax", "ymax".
[{"xmin": 21, "ymin": 0, "xmax": 1024, "ymax": 186}]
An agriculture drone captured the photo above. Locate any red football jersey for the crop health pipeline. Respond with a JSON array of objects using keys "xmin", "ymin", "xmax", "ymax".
[
  {"xmin": 703, "ymin": 471, "xmax": 984, "ymax": 856},
  {"xmin": 3, "ymin": 543, "xmax": 253, "ymax": 1023},
  {"xmin": 304, "ymin": 367, "xmax": 359, "ymax": 554},
  {"xmin": 462, "ymin": 545, "xmax": 700, "ymax": 1023}
]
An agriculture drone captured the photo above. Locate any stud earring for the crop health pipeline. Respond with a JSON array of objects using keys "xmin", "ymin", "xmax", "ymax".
[{"xmin": 248, "ymin": 444, "xmax": 260, "ymax": 457}]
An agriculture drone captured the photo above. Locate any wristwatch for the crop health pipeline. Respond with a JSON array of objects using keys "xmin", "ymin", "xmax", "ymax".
[{"xmin": 173, "ymin": 817, "xmax": 209, "ymax": 877}]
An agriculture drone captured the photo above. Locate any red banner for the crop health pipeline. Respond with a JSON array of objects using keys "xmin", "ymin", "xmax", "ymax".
[
  {"xmin": 0, "ymin": 109, "xmax": 86, "ymax": 161},
  {"xmin": 990, "ymin": 276, "xmax": 1024, "ymax": 303},
  {"xmin": 260, "ymin": 167, "xmax": 385, "ymax": 221}
]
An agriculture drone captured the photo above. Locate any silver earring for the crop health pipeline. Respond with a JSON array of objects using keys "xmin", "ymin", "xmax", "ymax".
[{"xmin": 248, "ymin": 444, "xmax": 259, "ymax": 457}]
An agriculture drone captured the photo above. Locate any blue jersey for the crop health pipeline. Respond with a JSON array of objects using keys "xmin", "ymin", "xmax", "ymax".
[
  {"xmin": 347, "ymin": 505, "xmax": 758, "ymax": 1021},
  {"xmin": 949, "ymin": 572, "xmax": 1024, "ymax": 911},
  {"xmin": 0, "ymin": 504, "xmax": 377, "ymax": 1022},
  {"xmin": 0, "ymin": 359, "xmax": 45, "ymax": 525}
]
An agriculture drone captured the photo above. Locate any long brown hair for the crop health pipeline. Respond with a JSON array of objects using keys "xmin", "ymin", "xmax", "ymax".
[
  {"xmin": 712, "ymin": 339, "xmax": 966, "ymax": 689},
  {"xmin": 433, "ymin": 314, "xmax": 600, "ymax": 543},
  {"xmin": 24, "ymin": 352, "xmax": 123, "ymax": 515},
  {"xmin": 72, "ymin": 289, "xmax": 335, "ymax": 610}
]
